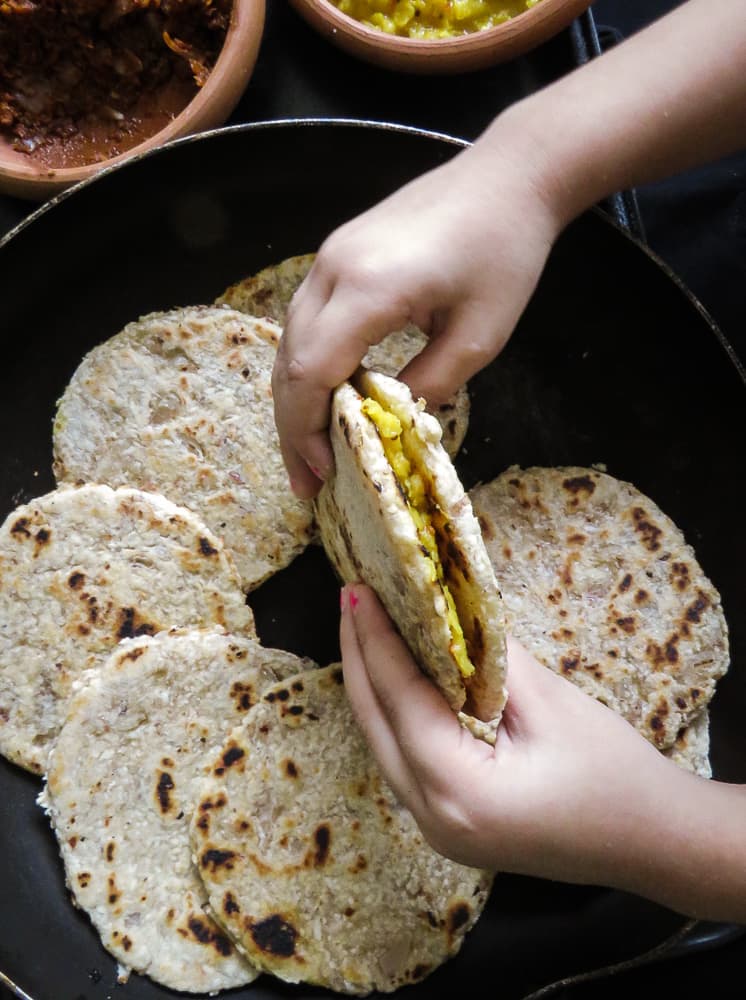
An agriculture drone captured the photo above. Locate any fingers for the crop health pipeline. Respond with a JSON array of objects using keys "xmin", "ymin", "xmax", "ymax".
[
  {"xmin": 272, "ymin": 266, "xmax": 409, "ymax": 498},
  {"xmin": 340, "ymin": 586, "xmax": 490, "ymax": 798},
  {"xmin": 398, "ymin": 299, "xmax": 513, "ymax": 409}
]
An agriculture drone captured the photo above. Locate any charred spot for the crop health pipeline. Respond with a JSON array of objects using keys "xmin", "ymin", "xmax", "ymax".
[
  {"xmin": 426, "ymin": 910, "xmax": 439, "ymax": 929},
  {"xmin": 231, "ymin": 333, "xmax": 248, "ymax": 345},
  {"xmin": 265, "ymin": 691, "xmax": 277, "ymax": 703},
  {"xmin": 107, "ymin": 875, "xmax": 119, "ymax": 905},
  {"xmin": 241, "ymin": 367, "xmax": 251, "ymax": 379},
  {"xmin": 35, "ymin": 527, "xmax": 51, "ymax": 546},
  {"xmin": 567, "ymin": 532, "xmax": 586, "ymax": 545},
  {"xmin": 291, "ymin": 680, "xmax": 304, "ymax": 692},
  {"xmin": 10, "ymin": 516, "xmax": 31, "ymax": 538},
  {"xmin": 156, "ymin": 771, "xmax": 175, "ymax": 814},
  {"xmin": 221, "ymin": 744, "xmax": 245, "ymax": 769},
  {"xmin": 162, "ymin": 757, "xmax": 175, "ymax": 767},
  {"xmin": 201, "ymin": 848, "xmax": 237, "ymax": 872},
  {"xmin": 68, "ymin": 571, "xmax": 85, "ymax": 589},
  {"xmin": 188, "ymin": 915, "xmax": 233, "ymax": 956},
  {"xmin": 105, "ymin": 842, "xmax": 115, "ymax": 862},
  {"xmin": 372, "ymin": 479, "xmax": 383, "ymax": 492},
  {"xmin": 562, "ymin": 475, "xmax": 596, "ymax": 496},
  {"xmin": 349, "ymin": 854, "xmax": 367, "ymax": 873},
  {"xmin": 121, "ymin": 644, "xmax": 146, "ymax": 662},
  {"xmin": 443, "ymin": 539, "xmax": 470, "ymax": 581},
  {"xmin": 446, "ymin": 902, "xmax": 471, "ymax": 936},
  {"xmin": 560, "ymin": 655, "xmax": 579, "ymax": 675},
  {"xmin": 631, "ymin": 507, "xmax": 663, "ymax": 551},
  {"xmin": 332, "ymin": 667, "xmax": 344, "ymax": 685},
  {"xmin": 685, "ymin": 591, "xmax": 710, "ymax": 624},
  {"xmin": 199, "ymin": 536, "xmax": 219, "ymax": 557},
  {"xmin": 675, "ymin": 696, "xmax": 687, "ymax": 710},
  {"xmin": 196, "ymin": 814, "xmax": 209, "ymax": 832},
  {"xmin": 478, "ymin": 515, "xmax": 493, "ymax": 540},
  {"xmin": 259, "ymin": 723, "xmax": 270, "ymax": 734},
  {"xmin": 650, "ymin": 715, "xmax": 663, "ymax": 731},
  {"xmin": 276, "ymin": 688, "xmax": 290, "ymax": 702},
  {"xmin": 618, "ymin": 573, "xmax": 632, "ymax": 592},
  {"xmin": 284, "ymin": 759, "xmax": 298, "ymax": 778},
  {"xmin": 344, "ymin": 906, "xmax": 356, "ymax": 917},
  {"xmin": 77, "ymin": 624, "xmax": 91, "ymax": 636},
  {"xmin": 68, "ymin": 835, "xmax": 78, "ymax": 848},
  {"xmin": 249, "ymin": 914, "xmax": 298, "ymax": 957},
  {"xmin": 338, "ymin": 413, "xmax": 351, "ymax": 446},
  {"xmin": 288, "ymin": 704, "xmax": 304, "ymax": 716},
  {"xmin": 634, "ymin": 589, "xmax": 649, "ymax": 605},
  {"xmin": 671, "ymin": 562, "xmax": 691, "ymax": 591},
  {"xmin": 615, "ymin": 616, "xmax": 636, "ymax": 634},
  {"xmin": 122, "ymin": 935, "xmax": 132, "ymax": 952},
  {"xmin": 412, "ymin": 964, "xmax": 431, "ymax": 981},
  {"xmin": 468, "ymin": 618, "xmax": 485, "ymax": 665},
  {"xmin": 314, "ymin": 823, "xmax": 331, "ymax": 866},
  {"xmin": 690, "ymin": 687, "xmax": 702, "ymax": 701},
  {"xmin": 117, "ymin": 607, "xmax": 156, "ymax": 640},
  {"xmin": 77, "ymin": 872, "xmax": 91, "ymax": 888},
  {"xmin": 665, "ymin": 638, "xmax": 680, "ymax": 664},
  {"xmin": 224, "ymin": 892, "xmax": 241, "ymax": 916}
]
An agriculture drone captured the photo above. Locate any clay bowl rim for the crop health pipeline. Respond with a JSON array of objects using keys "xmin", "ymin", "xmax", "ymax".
[
  {"xmin": 0, "ymin": 0, "xmax": 266, "ymax": 197},
  {"xmin": 287, "ymin": 0, "xmax": 594, "ymax": 73}
]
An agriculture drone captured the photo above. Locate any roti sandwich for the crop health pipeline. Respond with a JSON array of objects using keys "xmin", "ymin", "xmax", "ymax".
[
  {"xmin": 216, "ymin": 253, "xmax": 471, "ymax": 459},
  {"xmin": 315, "ymin": 369, "xmax": 507, "ymax": 737}
]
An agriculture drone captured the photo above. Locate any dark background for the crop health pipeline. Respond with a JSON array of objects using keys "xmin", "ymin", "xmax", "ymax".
[{"xmin": 0, "ymin": 1, "xmax": 744, "ymax": 998}]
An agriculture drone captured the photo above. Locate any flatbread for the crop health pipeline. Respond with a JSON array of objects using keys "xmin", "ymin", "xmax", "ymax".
[
  {"xmin": 191, "ymin": 664, "xmax": 493, "ymax": 995},
  {"xmin": 664, "ymin": 709, "xmax": 711, "ymax": 778},
  {"xmin": 41, "ymin": 628, "xmax": 317, "ymax": 993},
  {"xmin": 0, "ymin": 484, "xmax": 254, "ymax": 774},
  {"xmin": 216, "ymin": 253, "xmax": 470, "ymax": 459},
  {"xmin": 470, "ymin": 466, "xmax": 729, "ymax": 752},
  {"xmin": 53, "ymin": 305, "xmax": 315, "ymax": 591},
  {"xmin": 314, "ymin": 371, "xmax": 507, "ymax": 734}
]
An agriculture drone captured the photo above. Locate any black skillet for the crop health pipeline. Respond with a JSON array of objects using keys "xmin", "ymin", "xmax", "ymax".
[{"xmin": 0, "ymin": 120, "xmax": 743, "ymax": 1000}]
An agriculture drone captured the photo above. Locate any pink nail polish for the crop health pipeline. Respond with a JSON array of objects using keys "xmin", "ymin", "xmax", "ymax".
[{"xmin": 349, "ymin": 589, "xmax": 359, "ymax": 611}]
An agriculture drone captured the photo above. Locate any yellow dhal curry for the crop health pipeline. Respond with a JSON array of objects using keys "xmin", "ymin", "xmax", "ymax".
[{"xmin": 361, "ymin": 397, "xmax": 475, "ymax": 679}]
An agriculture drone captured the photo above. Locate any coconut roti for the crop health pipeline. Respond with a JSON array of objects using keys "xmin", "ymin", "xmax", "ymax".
[
  {"xmin": 191, "ymin": 664, "xmax": 493, "ymax": 995},
  {"xmin": 42, "ymin": 628, "xmax": 316, "ymax": 992},
  {"xmin": 0, "ymin": 484, "xmax": 254, "ymax": 774}
]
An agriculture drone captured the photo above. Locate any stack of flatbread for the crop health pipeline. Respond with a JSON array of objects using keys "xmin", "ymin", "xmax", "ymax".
[
  {"xmin": 0, "ymin": 253, "xmax": 731, "ymax": 996},
  {"xmin": 0, "ymin": 255, "xmax": 492, "ymax": 995}
]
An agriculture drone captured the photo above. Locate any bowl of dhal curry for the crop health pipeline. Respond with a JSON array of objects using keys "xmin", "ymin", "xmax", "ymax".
[{"xmin": 288, "ymin": 0, "xmax": 593, "ymax": 73}]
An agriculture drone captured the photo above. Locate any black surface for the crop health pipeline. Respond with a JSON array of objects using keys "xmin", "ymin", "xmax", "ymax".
[
  {"xmin": 0, "ymin": 2, "xmax": 744, "ymax": 998},
  {"xmin": 0, "ymin": 119, "xmax": 744, "ymax": 1000}
]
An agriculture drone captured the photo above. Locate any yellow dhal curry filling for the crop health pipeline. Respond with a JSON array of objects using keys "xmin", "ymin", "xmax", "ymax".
[
  {"xmin": 361, "ymin": 398, "xmax": 474, "ymax": 679},
  {"xmin": 333, "ymin": 0, "xmax": 542, "ymax": 39}
]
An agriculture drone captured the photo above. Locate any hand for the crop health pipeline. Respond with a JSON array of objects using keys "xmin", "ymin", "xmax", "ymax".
[
  {"xmin": 339, "ymin": 584, "xmax": 705, "ymax": 897},
  {"xmin": 272, "ymin": 134, "xmax": 562, "ymax": 498}
]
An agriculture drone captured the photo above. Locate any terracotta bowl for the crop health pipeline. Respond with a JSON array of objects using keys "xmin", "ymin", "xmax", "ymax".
[
  {"xmin": 0, "ymin": 0, "xmax": 265, "ymax": 201},
  {"xmin": 289, "ymin": 0, "xmax": 592, "ymax": 73}
]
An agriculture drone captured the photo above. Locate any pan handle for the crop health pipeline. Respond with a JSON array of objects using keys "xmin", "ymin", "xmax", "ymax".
[
  {"xmin": 568, "ymin": 11, "xmax": 647, "ymax": 244},
  {"xmin": 520, "ymin": 919, "xmax": 746, "ymax": 1000},
  {"xmin": 0, "ymin": 970, "xmax": 36, "ymax": 1000}
]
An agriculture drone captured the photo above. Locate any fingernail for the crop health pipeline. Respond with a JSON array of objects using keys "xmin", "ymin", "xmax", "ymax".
[{"xmin": 348, "ymin": 587, "xmax": 359, "ymax": 611}]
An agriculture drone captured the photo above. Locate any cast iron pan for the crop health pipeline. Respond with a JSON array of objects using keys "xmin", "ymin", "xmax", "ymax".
[{"xmin": 0, "ymin": 121, "xmax": 743, "ymax": 1000}]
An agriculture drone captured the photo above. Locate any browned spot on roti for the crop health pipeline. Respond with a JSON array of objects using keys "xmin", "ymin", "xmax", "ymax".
[
  {"xmin": 201, "ymin": 848, "xmax": 238, "ymax": 872},
  {"xmin": 248, "ymin": 914, "xmax": 298, "ymax": 957},
  {"xmin": 313, "ymin": 823, "xmax": 331, "ymax": 866},
  {"xmin": 446, "ymin": 901, "xmax": 471, "ymax": 942},
  {"xmin": 187, "ymin": 914, "xmax": 233, "ymax": 956},
  {"xmin": 478, "ymin": 514, "xmax": 494, "ymax": 540},
  {"xmin": 560, "ymin": 654, "xmax": 579, "ymax": 675},
  {"xmin": 631, "ymin": 507, "xmax": 663, "ymax": 551},
  {"xmin": 562, "ymin": 474, "xmax": 596, "ymax": 494},
  {"xmin": 284, "ymin": 759, "xmax": 298, "ymax": 778},
  {"xmin": 68, "ymin": 571, "xmax": 85, "ymax": 589},
  {"xmin": 224, "ymin": 891, "xmax": 241, "ymax": 916},
  {"xmin": 198, "ymin": 536, "xmax": 218, "ymax": 557},
  {"xmin": 231, "ymin": 681, "xmax": 255, "ymax": 712},
  {"xmin": 685, "ymin": 590, "xmax": 710, "ymax": 624},
  {"xmin": 116, "ymin": 607, "xmax": 156, "ymax": 640},
  {"xmin": 214, "ymin": 742, "xmax": 245, "ymax": 776},
  {"xmin": 121, "ymin": 646, "xmax": 146, "ymax": 662},
  {"xmin": 156, "ymin": 771, "xmax": 175, "ymax": 814},
  {"xmin": 105, "ymin": 842, "xmax": 116, "ymax": 862},
  {"xmin": 10, "ymin": 517, "xmax": 31, "ymax": 538}
]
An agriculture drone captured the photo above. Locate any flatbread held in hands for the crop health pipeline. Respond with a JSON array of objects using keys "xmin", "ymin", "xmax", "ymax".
[{"xmin": 315, "ymin": 370, "xmax": 507, "ymax": 738}]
